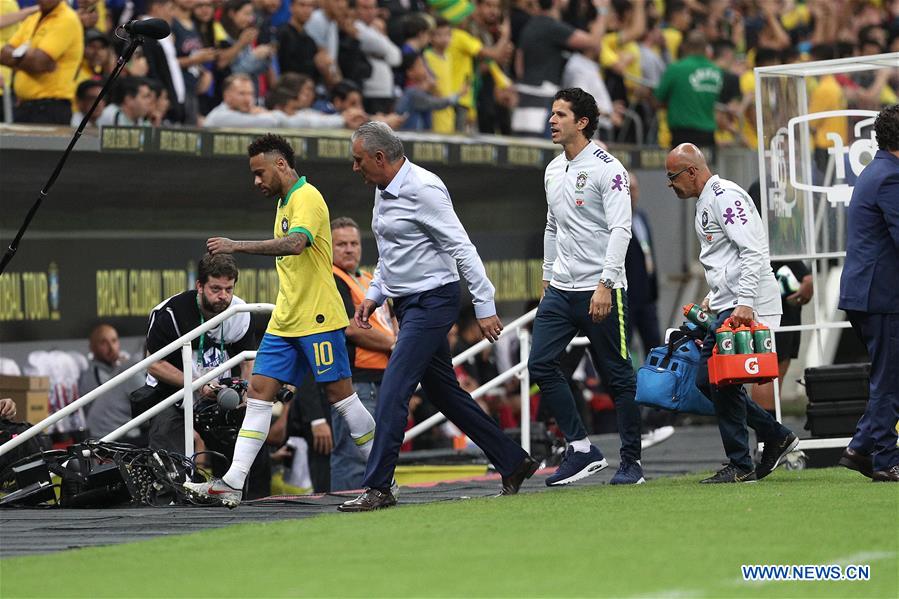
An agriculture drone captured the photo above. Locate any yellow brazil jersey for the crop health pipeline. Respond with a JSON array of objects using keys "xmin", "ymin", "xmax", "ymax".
[
  {"xmin": 424, "ymin": 48, "xmax": 454, "ymax": 134},
  {"xmin": 8, "ymin": 1, "xmax": 83, "ymax": 101},
  {"xmin": 447, "ymin": 28, "xmax": 482, "ymax": 111},
  {"xmin": 600, "ymin": 32, "xmax": 641, "ymax": 101},
  {"xmin": 268, "ymin": 176, "xmax": 349, "ymax": 337},
  {"xmin": 662, "ymin": 28, "xmax": 682, "ymax": 60}
]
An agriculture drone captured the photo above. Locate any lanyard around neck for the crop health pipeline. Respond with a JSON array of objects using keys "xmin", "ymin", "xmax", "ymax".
[{"xmin": 196, "ymin": 294, "xmax": 225, "ymax": 368}]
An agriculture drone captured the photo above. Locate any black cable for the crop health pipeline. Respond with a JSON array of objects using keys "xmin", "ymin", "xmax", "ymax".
[{"xmin": 190, "ymin": 450, "xmax": 229, "ymax": 478}]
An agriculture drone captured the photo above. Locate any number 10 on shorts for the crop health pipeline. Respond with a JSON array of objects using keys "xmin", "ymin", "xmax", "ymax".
[{"xmin": 313, "ymin": 341, "xmax": 334, "ymax": 367}]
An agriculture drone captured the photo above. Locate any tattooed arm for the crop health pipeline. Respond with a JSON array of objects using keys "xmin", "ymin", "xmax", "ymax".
[{"xmin": 206, "ymin": 233, "xmax": 307, "ymax": 256}]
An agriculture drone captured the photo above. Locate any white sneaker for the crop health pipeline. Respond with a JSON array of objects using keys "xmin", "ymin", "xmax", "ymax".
[
  {"xmin": 390, "ymin": 478, "xmax": 400, "ymax": 498},
  {"xmin": 183, "ymin": 477, "xmax": 242, "ymax": 508},
  {"xmin": 641, "ymin": 426, "xmax": 675, "ymax": 450}
]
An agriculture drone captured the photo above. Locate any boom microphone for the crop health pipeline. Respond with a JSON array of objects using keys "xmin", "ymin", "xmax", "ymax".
[
  {"xmin": 123, "ymin": 18, "xmax": 171, "ymax": 40},
  {"xmin": 216, "ymin": 387, "xmax": 241, "ymax": 411}
]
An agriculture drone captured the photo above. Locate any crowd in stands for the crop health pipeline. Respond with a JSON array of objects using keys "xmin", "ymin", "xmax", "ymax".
[{"xmin": 1, "ymin": 0, "xmax": 897, "ymax": 144}]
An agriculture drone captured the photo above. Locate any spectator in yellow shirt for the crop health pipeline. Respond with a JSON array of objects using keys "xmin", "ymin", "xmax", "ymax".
[
  {"xmin": 0, "ymin": 0, "xmax": 39, "ymax": 120},
  {"xmin": 74, "ymin": 0, "xmax": 107, "ymax": 32},
  {"xmin": 427, "ymin": 0, "xmax": 513, "ymax": 132},
  {"xmin": 75, "ymin": 28, "xmax": 114, "ymax": 88},
  {"xmin": 0, "ymin": 0, "xmax": 83, "ymax": 124},
  {"xmin": 737, "ymin": 48, "xmax": 780, "ymax": 150},
  {"xmin": 423, "ymin": 18, "xmax": 458, "ymax": 133},
  {"xmin": 661, "ymin": 0, "xmax": 691, "ymax": 59},
  {"xmin": 600, "ymin": 0, "xmax": 646, "ymax": 108},
  {"xmin": 808, "ymin": 44, "xmax": 848, "ymax": 173}
]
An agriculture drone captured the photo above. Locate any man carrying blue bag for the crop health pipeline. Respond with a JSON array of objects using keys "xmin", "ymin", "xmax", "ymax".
[{"xmin": 657, "ymin": 143, "xmax": 798, "ymax": 484}]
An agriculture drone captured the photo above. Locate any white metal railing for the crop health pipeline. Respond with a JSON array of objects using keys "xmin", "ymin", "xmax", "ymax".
[
  {"xmin": 3, "ymin": 297, "xmax": 844, "ymax": 460},
  {"xmin": 402, "ymin": 308, "xmax": 591, "ymax": 449},
  {"xmin": 102, "ymin": 350, "xmax": 257, "ymax": 442},
  {"xmin": 0, "ymin": 303, "xmax": 275, "ymax": 458},
  {"xmin": 402, "ymin": 308, "xmax": 536, "ymax": 448}
]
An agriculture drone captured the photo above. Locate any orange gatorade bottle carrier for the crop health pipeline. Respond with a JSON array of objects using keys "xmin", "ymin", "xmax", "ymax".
[{"xmin": 707, "ymin": 317, "xmax": 778, "ymax": 386}]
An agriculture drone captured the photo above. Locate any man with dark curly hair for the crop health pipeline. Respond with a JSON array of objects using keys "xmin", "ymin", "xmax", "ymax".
[
  {"xmin": 528, "ymin": 87, "xmax": 644, "ymax": 486},
  {"xmin": 838, "ymin": 103, "xmax": 899, "ymax": 483},
  {"xmin": 183, "ymin": 133, "xmax": 378, "ymax": 506}
]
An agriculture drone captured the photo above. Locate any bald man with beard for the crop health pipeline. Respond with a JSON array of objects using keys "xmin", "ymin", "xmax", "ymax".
[
  {"xmin": 78, "ymin": 324, "xmax": 145, "ymax": 440},
  {"xmin": 665, "ymin": 143, "xmax": 798, "ymax": 484}
]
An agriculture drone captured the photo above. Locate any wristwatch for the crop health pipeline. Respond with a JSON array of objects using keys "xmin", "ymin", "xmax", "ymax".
[
  {"xmin": 11, "ymin": 43, "xmax": 28, "ymax": 62},
  {"xmin": 600, "ymin": 278, "xmax": 614, "ymax": 289}
]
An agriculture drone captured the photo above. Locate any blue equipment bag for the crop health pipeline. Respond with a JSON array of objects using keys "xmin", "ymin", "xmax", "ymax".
[{"xmin": 636, "ymin": 324, "xmax": 716, "ymax": 416}]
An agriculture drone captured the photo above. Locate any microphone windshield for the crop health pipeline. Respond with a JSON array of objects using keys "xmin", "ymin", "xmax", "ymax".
[
  {"xmin": 124, "ymin": 18, "xmax": 171, "ymax": 40},
  {"xmin": 216, "ymin": 387, "xmax": 241, "ymax": 411}
]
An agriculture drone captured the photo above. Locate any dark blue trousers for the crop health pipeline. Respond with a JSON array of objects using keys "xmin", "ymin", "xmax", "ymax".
[
  {"xmin": 528, "ymin": 285, "xmax": 642, "ymax": 462},
  {"xmin": 695, "ymin": 309, "xmax": 792, "ymax": 471},
  {"xmin": 846, "ymin": 311, "xmax": 899, "ymax": 472},
  {"xmin": 362, "ymin": 282, "xmax": 528, "ymax": 490}
]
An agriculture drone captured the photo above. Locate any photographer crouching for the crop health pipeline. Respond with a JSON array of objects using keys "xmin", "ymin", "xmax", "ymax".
[{"xmin": 136, "ymin": 253, "xmax": 272, "ymax": 499}]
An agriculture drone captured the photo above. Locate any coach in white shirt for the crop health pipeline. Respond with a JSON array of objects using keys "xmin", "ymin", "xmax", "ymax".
[
  {"xmin": 529, "ymin": 87, "xmax": 645, "ymax": 487},
  {"xmin": 338, "ymin": 122, "xmax": 538, "ymax": 512}
]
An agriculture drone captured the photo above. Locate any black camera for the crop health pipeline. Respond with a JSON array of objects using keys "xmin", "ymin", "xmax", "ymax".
[{"xmin": 193, "ymin": 377, "xmax": 248, "ymax": 448}]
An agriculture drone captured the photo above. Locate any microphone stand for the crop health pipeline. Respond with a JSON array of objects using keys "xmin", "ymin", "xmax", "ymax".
[{"xmin": 0, "ymin": 33, "xmax": 146, "ymax": 274}]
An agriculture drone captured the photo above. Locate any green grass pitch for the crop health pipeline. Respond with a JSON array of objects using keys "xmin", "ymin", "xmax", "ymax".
[{"xmin": 1, "ymin": 468, "xmax": 896, "ymax": 598}]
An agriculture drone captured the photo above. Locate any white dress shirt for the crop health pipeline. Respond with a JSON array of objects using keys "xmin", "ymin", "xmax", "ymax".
[{"xmin": 365, "ymin": 158, "xmax": 497, "ymax": 318}]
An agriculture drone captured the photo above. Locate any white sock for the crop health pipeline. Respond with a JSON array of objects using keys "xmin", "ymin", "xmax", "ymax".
[
  {"xmin": 569, "ymin": 437, "xmax": 591, "ymax": 453},
  {"xmin": 332, "ymin": 393, "xmax": 375, "ymax": 460},
  {"xmin": 222, "ymin": 398, "xmax": 272, "ymax": 490}
]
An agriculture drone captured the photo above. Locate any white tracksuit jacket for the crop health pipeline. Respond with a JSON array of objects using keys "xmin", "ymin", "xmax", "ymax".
[
  {"xmin": 695, "ymin": 175, "xmax": 781, "ymax": 316},
  {"xmin": 543, "ymin": 142, "xmax": 632, "ymax": 291}
]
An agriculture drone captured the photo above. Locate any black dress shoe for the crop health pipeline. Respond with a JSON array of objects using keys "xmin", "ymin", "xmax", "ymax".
[
  {"xmin": 839, "ymin": 447, "xmax": 873, "ymax": 478},
  {"xmin": 501, "ymin": 456, "xmax": 540, "ymax": 495},
  {"xmin": 871, "ymin": 464, "xmax": 899, "ymax": 482},
  {"xmin": 337, "ymin": 488, "xmax": 397, "ymax": 512}
]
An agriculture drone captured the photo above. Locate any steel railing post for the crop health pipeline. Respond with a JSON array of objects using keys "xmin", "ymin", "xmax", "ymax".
[
  {"xmin": 182, "ymin": 343, "xmax": 194, "ymax": 457},
  {"xmin": 519, "ymin": 328, "xmax": 531, "ymax": 454}
]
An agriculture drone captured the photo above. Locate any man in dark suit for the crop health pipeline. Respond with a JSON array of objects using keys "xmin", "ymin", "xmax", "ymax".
[
  {"xmin": 838, "ymin": 103, "xmax": 899, "ymax": 483},
  {"xmin": 624, "ymin": 171, "xmax": 661, "ymax": 352},
  {"xmin": 626, "ymin": 172, "xmax": 676, "ymax": 445}
]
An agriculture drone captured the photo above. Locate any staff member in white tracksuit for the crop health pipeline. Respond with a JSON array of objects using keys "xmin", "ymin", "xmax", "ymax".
[
  {"xmin": 665, "ymin": 143, "xmax": 798, "ymax": 484},
  {"xmin": 528, "ymin": 87, "xmax": 644, "ymax": 487}
]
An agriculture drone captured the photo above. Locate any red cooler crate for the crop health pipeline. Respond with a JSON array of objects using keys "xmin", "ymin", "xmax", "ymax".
[{"xmin": 708, "ymin": 347, "xmax": 778, "ymax": 385}]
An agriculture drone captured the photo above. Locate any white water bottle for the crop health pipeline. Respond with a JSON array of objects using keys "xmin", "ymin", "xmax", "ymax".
[{"xmin": 776, "ymin": 265, "xmax": 800, "ymax": 296}]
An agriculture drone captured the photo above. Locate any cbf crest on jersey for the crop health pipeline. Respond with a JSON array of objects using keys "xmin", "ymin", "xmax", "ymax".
[
  {"xmin": 281, "ymin": 217, "xmax": 289, "ymax": 233},
  {"xmin": 576, "ymin": 171, "xmax": 588, "ymax": 190},
  {"xmin": 701, "ymin": 209, "xmax": 709, "ymax": 228}
]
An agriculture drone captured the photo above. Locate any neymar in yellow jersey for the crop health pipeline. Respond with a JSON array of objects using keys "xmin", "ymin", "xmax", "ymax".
[{"xmin": 184, "ymin": 134, "xmax": 376, "ymax": 507}]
